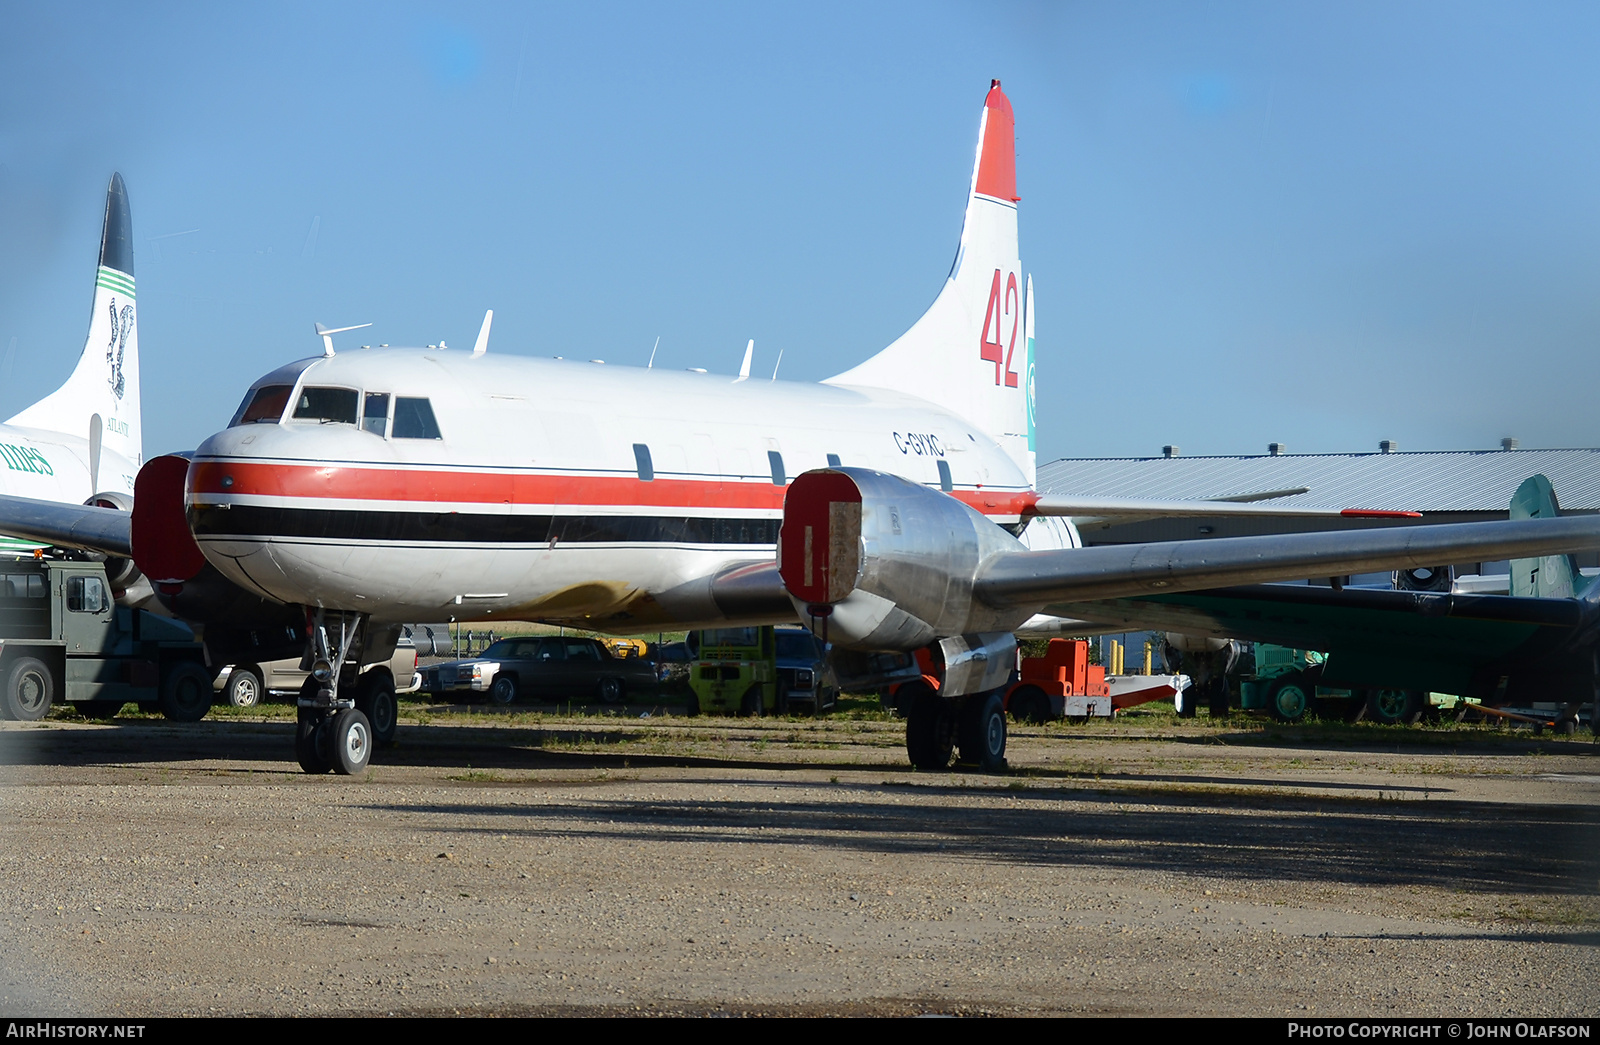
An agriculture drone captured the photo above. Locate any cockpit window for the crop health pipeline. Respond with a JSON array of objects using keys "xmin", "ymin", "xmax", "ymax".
[
  {"xmin": 362, "ymin": 393, "xmax": 390, "ymax": 436},
  {"xmin": 231, "ymin": 385, "xmax": 293, "ymax": 426},
  {"xmin": 392, "ymin": 397, "xmax": 442, "ymax": 439},
  {"xmin": 292, "ymin": 387, "xmax": 359, "ymax": 425}
]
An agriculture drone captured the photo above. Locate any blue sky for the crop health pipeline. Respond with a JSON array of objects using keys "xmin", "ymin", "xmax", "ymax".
[{"xmin": 2, "ymin": 1, "xmax": 1599, "ymax": 462}]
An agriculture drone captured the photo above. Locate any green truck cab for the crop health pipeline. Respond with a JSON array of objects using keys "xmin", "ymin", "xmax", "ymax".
[
  {"xmin": 1240, "ymin": 643, "xmax": 1424, "ymax": 725},
  {"xmin": 686, "ymin": 626, "xmax": 778, "ymax": 716},
  {"xmin": 0, "ymin": 559, "xmax": 212, "ymax": 722}
]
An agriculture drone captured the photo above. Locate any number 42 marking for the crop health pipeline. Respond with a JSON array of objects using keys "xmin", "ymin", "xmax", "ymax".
[{"xmin": 979, "ymin": 269, "xmax": 1020, "ymax": 387}]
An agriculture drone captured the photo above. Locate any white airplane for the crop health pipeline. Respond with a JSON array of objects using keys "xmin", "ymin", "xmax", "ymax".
[
  {"xmin": 0, "ymin": 173, "xmax": 143, "ymax": 548},
  {"xmin": 7, "ymin": 85, "xmax": 1600, "ymax": 775}
]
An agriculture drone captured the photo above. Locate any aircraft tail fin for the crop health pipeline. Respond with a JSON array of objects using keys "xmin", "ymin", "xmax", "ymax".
[
  {"xmin": 6, "ymin": 173, "xmax": 143, "ymax": 476},
  {"xmin": 824, "ymin": 80, "xmax": 1033, "ymax": 487},
  {"xmin": 1509, "ymin": 475, "xmax": 1580, "ymax": 598}
]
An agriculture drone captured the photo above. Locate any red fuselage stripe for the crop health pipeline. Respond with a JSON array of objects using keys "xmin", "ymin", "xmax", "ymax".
[{"xmin": 187, "ymin": 460, "xmax": 1038, "ymax": 516}]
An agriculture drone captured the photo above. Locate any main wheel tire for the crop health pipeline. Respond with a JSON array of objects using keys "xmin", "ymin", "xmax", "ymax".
[
  {"xmin": 957, "ymin": 693, "xmax": 1008, "ymax": 772},
  {"xmin": 157, "ymin": 662, "xmax": 213, "ymax": 722},
  {"xmin": 487, "ymin": 675, "xmax": 518, "ymax": 707},
  {"xmin": 1366, "ymin": 688, "xmax": 1422, "ymax": 726},
  {"xmin": 225, "ymin": 668, "xmax": 263, "ymax": 708},
  {"xmin": 598, "ymin": 677, "xmax": 624, "ymax": 704},
  {"xmin": 1008, "ymin": 686, "xmax": 1052, "ymax": 724},
  {"xmin": 74, "ymin": 701, "xmax": 125, "ymax": 719},
  {"xmin": 328, "ymin": 708, "xmax": 373, "ymax": 776},
  {"xmin": 2, "ymin": 657, "xmax": 54, "ymax": 721},
  {"xmin": 295, "ymin": 707, "xmax": 332, "ymax": 774},
  {"xmin": 1207, "ymin": 680, "xmax": 1230, "ymax": 718},
  {"xmin": 354, "ymin": 671, "xmax": 398, "ymax": 748},
  {"xmin": 904, "ymin": 685, "xmax": 954, "ymax": 770},
  {"xmin": 1268, "ymin": 675, "xmax": 1312, "ymax": 723},
  {"xmin": 739, "ymin": 685, "xmax": 764, "ymax": 718}
]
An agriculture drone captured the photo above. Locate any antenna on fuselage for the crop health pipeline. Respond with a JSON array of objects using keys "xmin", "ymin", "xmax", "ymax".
[
  {"xmin": 735, "ymin": 339, "xmax": 754, "ymax": 382},
  {"xmin": 472, "ymin": 310, "xmax": 493, "ymax": 357},
  {"xmin": 770, "ymin": 348, "xmax": 783, "ymax": 381},
  {"xmin": 647, "ymin": 336, "xmax": 660, "ymax": 369},
  {"xmin": 314, "ymin": 321, "xmax": 372, "ymax": 357}
]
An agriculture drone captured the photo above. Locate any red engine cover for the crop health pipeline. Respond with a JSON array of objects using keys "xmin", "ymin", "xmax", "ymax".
[
  {"xmin": 778, "ymin": 470, "xmax": 863, "ymax": 606},
  {"xmin": 131, "ymin": 454, "xmax": 206, "ymax": 584}
]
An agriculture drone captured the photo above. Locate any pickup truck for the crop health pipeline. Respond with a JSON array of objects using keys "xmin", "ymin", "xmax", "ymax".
[{"xmin": 214, "ymin": 635, "xmax": 421, "ymax": 707}]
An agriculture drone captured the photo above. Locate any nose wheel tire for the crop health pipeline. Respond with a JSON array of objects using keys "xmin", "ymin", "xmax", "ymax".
[
  {"xmin": 329, "ymin": 708, "xmax": 372, "ymax": 776},
  {"xmin": 355, "ymin": 672, "xmax": 398, "ymax": 747},
  {"xmin": 295, "ymin": 707, "xmax": 332, "ymax": 775}
]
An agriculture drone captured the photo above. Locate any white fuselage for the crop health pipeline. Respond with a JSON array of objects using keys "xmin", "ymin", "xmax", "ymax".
[{"xmin": 187, "ymin": 348, "xmax": 1051, "ymax": 631}]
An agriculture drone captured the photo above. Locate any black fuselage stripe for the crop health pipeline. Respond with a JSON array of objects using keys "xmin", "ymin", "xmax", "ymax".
[{"xmin": 190, "ymin": 504, "xmax": 782, "ymax": 546}]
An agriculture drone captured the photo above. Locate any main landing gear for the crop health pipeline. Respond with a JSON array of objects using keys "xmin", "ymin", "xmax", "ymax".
[
  {"xmin": 294, "ymin": 609, "xmax": 373, "ymax": 776},
  {"xmin": 904, "ymin": 682, "xmax": 1008, "ymax": 773}
]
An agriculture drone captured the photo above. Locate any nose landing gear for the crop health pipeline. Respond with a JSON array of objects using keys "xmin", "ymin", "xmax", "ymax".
[{"xmin": 294, "ymin": 608, "xmax": 373, "ymax": 776}]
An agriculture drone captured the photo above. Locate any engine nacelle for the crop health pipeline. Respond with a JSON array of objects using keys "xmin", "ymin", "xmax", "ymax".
[
  {"xmin": 778, "ymin": 468, "xmax": 1032, "ymax": 651},
  {"xmin": 131, "ymin": 454, "xmax": 301, "ymax": 632},
  {"xmin": 80, "ymin": 490, "xmax": 142, "ymax": 593}
]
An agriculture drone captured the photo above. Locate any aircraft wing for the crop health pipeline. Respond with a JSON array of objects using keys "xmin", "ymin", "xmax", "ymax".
[
  {"xmin": 974, "ymin": 515, "xmax": 1600, "ymax": 607},
  {"xmin": 1038, "ymin": 582, "xmax": 1595, "ymax": 699},
  {"xmin": 778, "ymin": 469, "xmax": 1600, "ymax": 655},
  {"xmin": 0, "ymin": 493, "xmax": 132, "ymax": 557},
  {"xmin": 1040, "ymin": 583, "xmax": 1584, "ymax": 650},
  {"xmin": 1028, "ymin": 494, "xmax": 1418, "ymax": 523}
]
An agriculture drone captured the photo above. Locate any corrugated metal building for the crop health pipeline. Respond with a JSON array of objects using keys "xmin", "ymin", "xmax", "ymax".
[{"xmin": 1037, "ymin": 446, "xmax": 1600, "ymax": 571}]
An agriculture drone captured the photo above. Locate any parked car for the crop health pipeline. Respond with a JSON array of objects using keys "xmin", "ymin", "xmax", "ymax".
[
  {"xmin": 653, "ymin": 641, "xmax": 693, "ymax": 694},
  {"xmin": 420, "ymin": 635, "xmax": 659, "ymax": 705},
  {"xmin": 774, "ymin": 626, "xmax": 837, "ymax": 714},
  {"xmin": 215, "ymin": 635, "xmax": 420, "ymax": 708}
]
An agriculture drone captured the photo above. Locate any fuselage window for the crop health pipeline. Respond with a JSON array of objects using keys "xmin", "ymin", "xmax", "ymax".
[
  {"xmin": 392, "ymin": 397, "xmax": 442, "ymax": 439},
  {"xmin": 633, "ymin": 443, "xmax": 654, "ymax": 482},
  {"xmin": 362, "ymin": 393, "xmax": 390, "ymax": 437},
  {"xmin": 937, "ymin": 459, "xmax": 953, "ymax": 493},
  {"xmin": 292, "ymin": 387, "xmax": 359, "ymax": 425},
  {"xmin": 768, "ymin": 450, "xmax": 786, "ymax": 486},
  {"xmin": 232, "ymin": 385, "xmax": 293, "ymax": 426},
  {"xmin": 826, "ymin": 453, "xmax": 842, "ymax": 468}
]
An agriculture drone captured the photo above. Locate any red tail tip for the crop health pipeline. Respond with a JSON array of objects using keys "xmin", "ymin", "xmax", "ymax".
[{"xmin": 976, "ymin": 81, "xmax": 1018, "ymax": 203}]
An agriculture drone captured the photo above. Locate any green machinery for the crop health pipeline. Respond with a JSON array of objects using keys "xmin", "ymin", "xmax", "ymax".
[
  {"xmin": 0, "ymin": 558, "xmax": 212, "ymax": 722},
  {"xmin": 686, "ymin": 626, "xmax": 778, "ymax": 716},
  {"xmin": 1240, "ymin": 643, "xmax": 1427, "ymax": 724}
]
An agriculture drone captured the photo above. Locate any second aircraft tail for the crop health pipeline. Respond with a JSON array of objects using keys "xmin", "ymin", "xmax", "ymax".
[{"xmin": 7, "ymin": 173, "xmax": 143, "ymax": 483}]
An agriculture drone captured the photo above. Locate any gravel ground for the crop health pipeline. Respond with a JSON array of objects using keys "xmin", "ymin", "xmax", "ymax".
[{"xmin": 0, "ymin": 710, "xmax": 1595, "ymax": 1017}]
